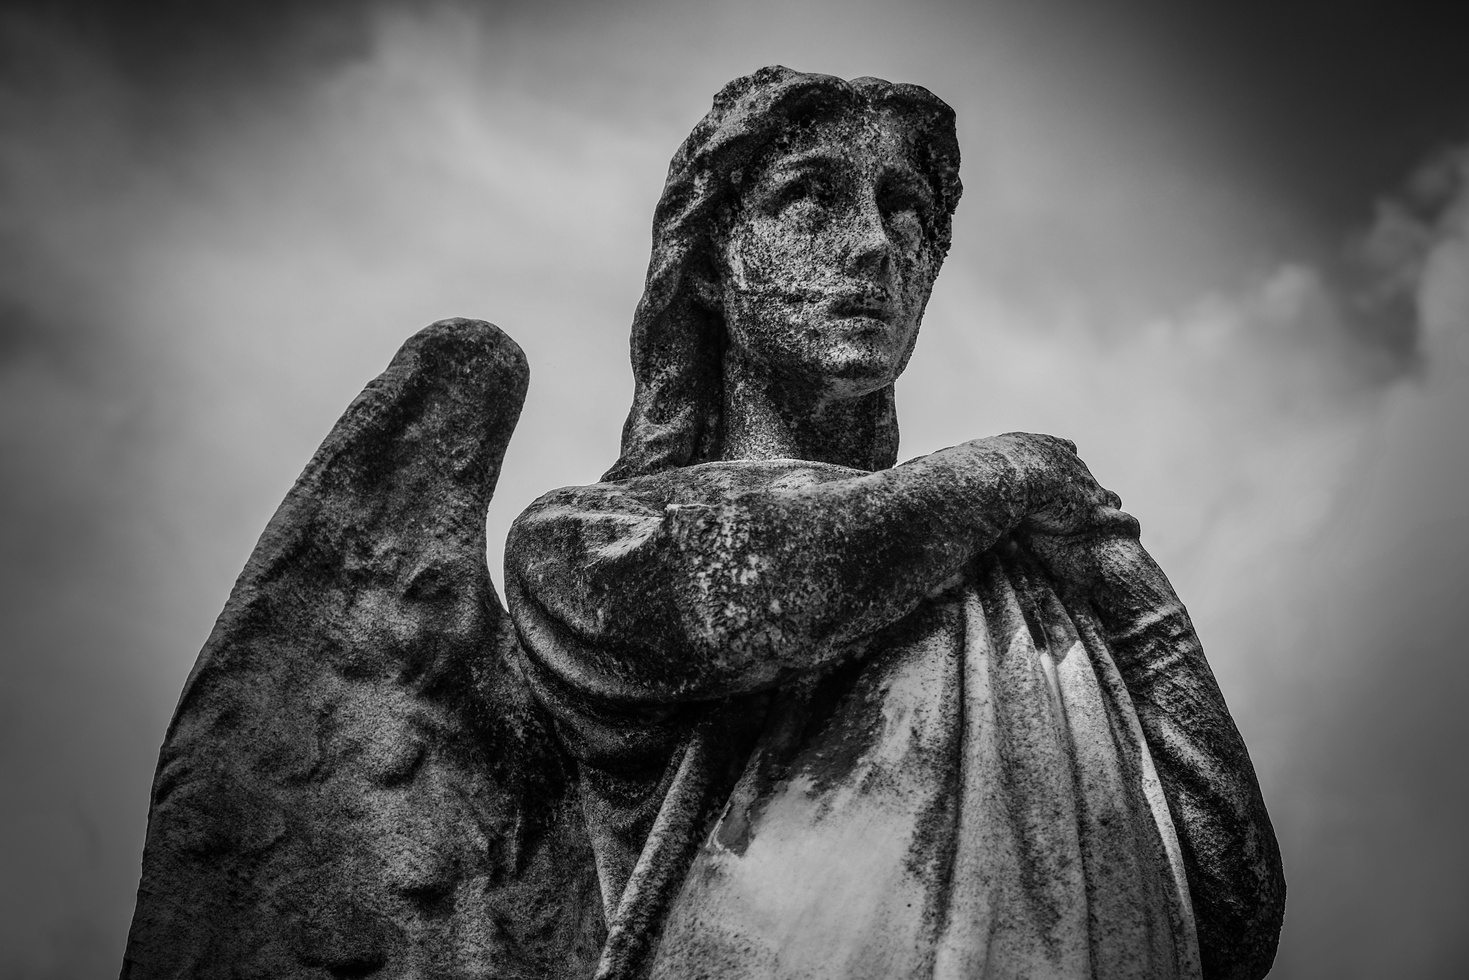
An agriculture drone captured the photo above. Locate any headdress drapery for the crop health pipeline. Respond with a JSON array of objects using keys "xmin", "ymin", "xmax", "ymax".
[{"xmin": 603, "ymin": 66, "xmax": 963, "ymax": 482}]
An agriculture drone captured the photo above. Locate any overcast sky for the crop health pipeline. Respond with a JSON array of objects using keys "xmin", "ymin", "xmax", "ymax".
[{"xmin": 1, "ymin": 1, "xmax": 1466, "ymax": 976}]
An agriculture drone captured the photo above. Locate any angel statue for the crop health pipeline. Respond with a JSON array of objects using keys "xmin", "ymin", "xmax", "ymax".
[{"xmin": 122, "ymin": 67, "xmax": 1284, "ymax": 980}]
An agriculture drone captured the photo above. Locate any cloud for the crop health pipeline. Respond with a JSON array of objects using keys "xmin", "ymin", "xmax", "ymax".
[
  {"xmin": 908, "ymin": 130, "xmax": 1469, "ymax": 978},
  {"xmin": 0, "ymin": 2, "xmax": 1466, "ymax": 977},
  {"xmin": 0, "ymin": 7, "xmax": 673, "ymax": 970}
]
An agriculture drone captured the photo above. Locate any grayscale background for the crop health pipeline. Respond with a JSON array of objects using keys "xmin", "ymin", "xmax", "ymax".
[{"xmin": 2, "ymin": 1, "xmax": 1465, "ymax": 976}]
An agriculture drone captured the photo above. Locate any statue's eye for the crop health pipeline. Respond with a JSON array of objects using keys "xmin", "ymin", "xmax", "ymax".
[
  {"xmin": 879, "ymin": 181, "xmax": 933, "ymax": 246},
  {"xmin": 880, "ymin": 183, "xmax": 931, "ymax": 220},
  {"xmin": 780, "ymin": 175, "xmax": 832, "ymax": 210}
]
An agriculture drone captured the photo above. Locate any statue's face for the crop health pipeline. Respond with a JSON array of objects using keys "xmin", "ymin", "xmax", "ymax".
[{"xmin": 716, "ymin": 109, "xmax": 943, "ymax": 401}]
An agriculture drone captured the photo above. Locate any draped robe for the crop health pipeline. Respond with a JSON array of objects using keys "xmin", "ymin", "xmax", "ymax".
[{"xmin": 505, "ymin": 458, "xmax": 1283, "ymax": 980}]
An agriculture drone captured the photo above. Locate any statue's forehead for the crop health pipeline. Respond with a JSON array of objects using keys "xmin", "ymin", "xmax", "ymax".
[{"xmin": 749, "ymin": 111, "xmax": 925, "ymax": 182}]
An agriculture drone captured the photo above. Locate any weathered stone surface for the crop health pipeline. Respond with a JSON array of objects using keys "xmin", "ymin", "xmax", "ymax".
[
  {"xmin": 122, "ymin": 319, "xmax": 603, "ymax": 979},
  {"xmin": 505, "ymin": 67, "xmax": 1285, "ymax": 979},
  {"xmin": 125, "ymin": 66, "xmax": 1284, "ymax": 980}
]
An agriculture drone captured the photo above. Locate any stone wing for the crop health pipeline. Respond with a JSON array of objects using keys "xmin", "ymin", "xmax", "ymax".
[{"xmin": 122, "ymin": 319, "xmax": 604, "ymax": 979}]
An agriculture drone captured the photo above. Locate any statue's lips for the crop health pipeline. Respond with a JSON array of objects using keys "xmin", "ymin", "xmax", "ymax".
[
  {"xmin": 741, "ymin": 285, "xmax": 897, "ymax": 321},
  {"xmin": 826, "ymin": 295, "xmax": 894, "ymax": 320}
]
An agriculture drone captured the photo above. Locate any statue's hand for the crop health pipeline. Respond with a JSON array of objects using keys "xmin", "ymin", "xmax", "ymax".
[
  {"xmin": 983, "ymin": 432, "xmax": 1137, "ymax": 538},
  {"xmin": 969, "ymin": 432, "xmax": 1143, "ymax": 593}
]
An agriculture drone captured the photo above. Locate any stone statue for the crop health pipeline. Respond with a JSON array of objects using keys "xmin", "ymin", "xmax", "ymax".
[{"xmin": 122, "ymin": 67, "xmax": 1285, "ymax": 980}]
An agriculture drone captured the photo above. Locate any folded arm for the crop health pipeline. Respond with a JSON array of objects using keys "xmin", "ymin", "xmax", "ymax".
[{"xmin": 506, "ymin": 434, "xmax": 1111, "ymax": 706}]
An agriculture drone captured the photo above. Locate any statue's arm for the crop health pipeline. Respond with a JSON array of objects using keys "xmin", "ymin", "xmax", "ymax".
[
  {"xmin": 506, "ymin": 434, "xmax": 1113, "ymax": 705},
  {"xmin": 1033, "ymin": 531, "xmax": 1286, "ymax": 980}
]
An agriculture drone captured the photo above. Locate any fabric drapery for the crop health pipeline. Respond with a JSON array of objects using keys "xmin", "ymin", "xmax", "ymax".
[
  {"xmin": 646, "ymin": 545, "xmax": 1199, "ymax": 979},
  {"xmin": 505, "ymin": 457, "xmax": 1282, "ymax": 979}
]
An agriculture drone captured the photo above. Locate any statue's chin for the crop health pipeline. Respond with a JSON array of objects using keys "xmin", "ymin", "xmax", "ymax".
[
  {"xmin": 808, "ymin": 339, "xmax": 909, "ymax": 401},
  {"xmin": 816, "ymin": 372, "xmax": 896, "ymax": 402},
  {"xmin": 729, "ymin": 316, "xmax": 913, "ymax": 403}
]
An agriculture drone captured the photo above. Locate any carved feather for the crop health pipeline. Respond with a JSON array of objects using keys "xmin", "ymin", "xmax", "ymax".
[{"xmin": 122, "ymin": 319, "xmax": 603, "ymax": 980}]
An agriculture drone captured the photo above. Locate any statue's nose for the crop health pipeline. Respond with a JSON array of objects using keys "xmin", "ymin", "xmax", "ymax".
[{"xmin": 843, "ymin": 201, "xmax": 895, "ymax": 282}]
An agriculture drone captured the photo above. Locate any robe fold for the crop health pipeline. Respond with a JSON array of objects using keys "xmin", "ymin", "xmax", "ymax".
[{"xmin": 505, "ymin": 459, "xmax": 1282, "ymax": 980}]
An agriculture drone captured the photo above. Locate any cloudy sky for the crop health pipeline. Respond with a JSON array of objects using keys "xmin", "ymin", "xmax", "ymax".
[{"xmin": 1, "ymin": 0, "xmax": 1466, "ymax": 976}]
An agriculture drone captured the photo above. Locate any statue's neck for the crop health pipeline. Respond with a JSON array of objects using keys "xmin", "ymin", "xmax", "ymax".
[{"xmin": 718, "ymin": 353, "xmax": 899, "ymax": 471}]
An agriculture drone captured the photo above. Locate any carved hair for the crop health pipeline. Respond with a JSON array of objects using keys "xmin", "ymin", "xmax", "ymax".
[{"xmin": 603, "ymin": 66, "xmax": 962, "ymax": 482}]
